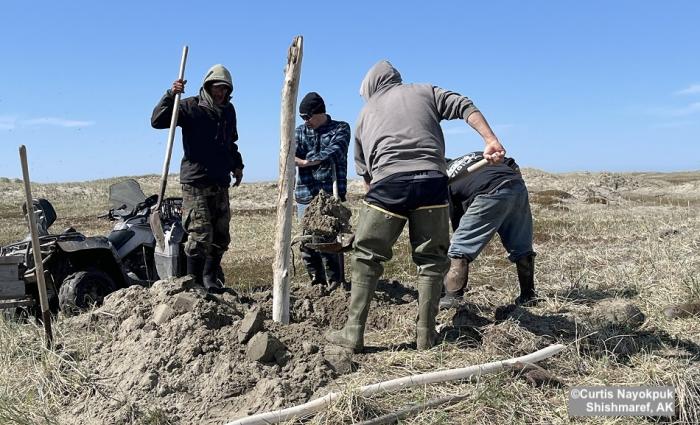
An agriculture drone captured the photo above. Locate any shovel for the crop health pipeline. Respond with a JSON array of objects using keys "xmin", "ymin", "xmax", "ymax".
[
  {"xmin": 150, "ymin": 45, "xmax": 189, "ymax": 250},
  {"xmin": 307, "ymin": 157, "xmax": 491, "ymax": 254}
]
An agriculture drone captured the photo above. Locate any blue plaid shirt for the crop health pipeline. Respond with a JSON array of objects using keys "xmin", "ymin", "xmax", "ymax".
[{"xmin": 294, "ymin": 115, "xmax": 350, "ymax": 204}]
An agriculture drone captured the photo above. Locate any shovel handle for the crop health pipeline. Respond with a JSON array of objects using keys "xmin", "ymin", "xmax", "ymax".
[
  {"xmin": 448, "ymin": 157, "xmax": 489, "ymax": 185},
  {"xmin": 156, "ymin": 45, "xmax": 189, "ymax": 209}
]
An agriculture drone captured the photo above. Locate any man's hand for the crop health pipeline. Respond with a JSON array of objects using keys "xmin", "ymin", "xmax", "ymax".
[
  {"xmin": 466, "ymin": 112, "xmax": 505, "ymax": 164},
  {"xmin": 295, "ymin": 157, "xmax": 321, "ymax": 168},
  {"xmin": 483, "ymin": 139, "xmax": 506, "ymax": 164},
  {"xmin": 171, "ymin": 79, "xmax": 187, "ymax": 95},
  {"xmin": 232, "ymin": 169, "xmax": 243, "ymax": 187}
]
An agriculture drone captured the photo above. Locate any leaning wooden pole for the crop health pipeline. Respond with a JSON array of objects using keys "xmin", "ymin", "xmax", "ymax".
[
  {"xmin": 272, "ymin": 35, "xmax": 303, "ymax": 323},
  {"xmin": 18, "ymin": 145, "xmax": 53, "ymax": 348}
]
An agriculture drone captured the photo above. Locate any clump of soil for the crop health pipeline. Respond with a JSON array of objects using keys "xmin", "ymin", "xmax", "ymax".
[
  {"xmin": 589, "ymin": 299, "xmax": 645, "ymax": 329},
  {"xmin": 58, "ymin": 277, "xmax": 338, "ymax": 425},
  {"xmin": 301, "ymin": 191, "xmax": 351, "ymax": 237}
]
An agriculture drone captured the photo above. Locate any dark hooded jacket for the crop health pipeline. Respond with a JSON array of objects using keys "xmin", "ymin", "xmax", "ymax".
[
  {"xmin": 354, "ymin": 61, "xmax": 479, "ymax": 184},
  {"xmin": 151, "ymin": 64, "xmax": 244, "ymax": 187}
]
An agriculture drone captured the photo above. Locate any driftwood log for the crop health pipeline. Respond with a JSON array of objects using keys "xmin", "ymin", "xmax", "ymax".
[{"xmin": 272, "ymin": 36, "xmax": 303, "ymax": 324}]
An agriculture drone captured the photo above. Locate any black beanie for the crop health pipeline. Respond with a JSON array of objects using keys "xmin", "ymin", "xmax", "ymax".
[{"xmin": 299, "ymin": 92, "xmax": 326, "ymax": 115}]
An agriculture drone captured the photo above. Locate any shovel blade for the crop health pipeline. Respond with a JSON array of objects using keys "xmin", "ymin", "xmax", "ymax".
[{"xmin": 149, "ymin": 209, "xmax": 166, "ymax": 250}]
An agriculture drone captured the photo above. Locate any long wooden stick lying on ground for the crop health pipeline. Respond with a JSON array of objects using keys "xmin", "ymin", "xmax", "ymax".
[
  {"xmin": 18, "ymin": 145, "xmax": 53, "ymax": 348},
  {"xmin": 225, "ymin": 344, "xmax": 566, "ymax": 425}
]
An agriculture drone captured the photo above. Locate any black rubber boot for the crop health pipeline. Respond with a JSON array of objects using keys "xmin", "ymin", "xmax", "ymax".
[
  {"xmin": 514, "ymin": 254, "xmax": 537, "ymax": 306},
  {"xmin": 203, "ymin": 254, "xmax": 224, "ymax": 293},
  {"xmin": 186, "ymin": 255, "xmax": 205, "ymax": 286}
]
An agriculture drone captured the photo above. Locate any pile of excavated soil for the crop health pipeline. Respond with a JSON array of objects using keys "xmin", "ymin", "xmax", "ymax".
[
  {"xmin": 301, "ymin": 191, "xmax": 352, "ymax": 238},
  {"xmin": 57, "ymin": 277, "xmax": 419, "ymax": 425},
  {"xmin": 58, "ymin": 277, "xmax": 337, "ymax": 424}
]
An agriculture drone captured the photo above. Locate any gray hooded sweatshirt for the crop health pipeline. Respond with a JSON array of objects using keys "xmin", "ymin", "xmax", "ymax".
[{"xmin": 354, "ymin": 61, "xmax": 479, "ymax": 184}]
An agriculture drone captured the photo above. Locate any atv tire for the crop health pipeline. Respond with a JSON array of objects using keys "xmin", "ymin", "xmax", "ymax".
[{"xmin": 59, "ymin": 270, "xmax": 117, "ymax": 316}]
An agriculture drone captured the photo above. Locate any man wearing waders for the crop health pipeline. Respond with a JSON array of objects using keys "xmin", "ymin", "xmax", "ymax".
[
  {"xmin": 325, "ymin": 60, "xmax": 505, "ymax": 351},
  {"xmin": 151, "ymin": 64, "xmax": 243, "ymax": 293}
]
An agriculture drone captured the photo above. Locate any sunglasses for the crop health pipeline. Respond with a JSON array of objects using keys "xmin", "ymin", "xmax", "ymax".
[{"xmin": 300, "ymin": 113, "xmax": 313, "ymax": 121}]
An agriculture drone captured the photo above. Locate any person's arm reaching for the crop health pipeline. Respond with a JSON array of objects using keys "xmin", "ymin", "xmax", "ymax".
[{"xmin": 465, "ymin": 111, "xmax": 505, "ymax": 164}]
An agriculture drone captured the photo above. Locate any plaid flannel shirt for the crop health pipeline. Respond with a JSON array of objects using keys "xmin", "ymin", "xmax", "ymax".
[{"xmin": 294, "ymin": 115, "xmax": 350, "ymax": 204}]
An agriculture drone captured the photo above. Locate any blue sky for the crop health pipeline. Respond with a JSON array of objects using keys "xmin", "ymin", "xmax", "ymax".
[{"xmin": 1, "ymin": 1, "xmax": 698, "ymax": 183}]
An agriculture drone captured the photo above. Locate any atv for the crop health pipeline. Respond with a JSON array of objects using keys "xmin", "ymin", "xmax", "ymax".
[
  {"xmin": 103, "ymin": 179, "xmax": 187, "ymax": 283},
  {"xmin": 0, "ymin": 198, "xmax": 130, "ymax": 317}
]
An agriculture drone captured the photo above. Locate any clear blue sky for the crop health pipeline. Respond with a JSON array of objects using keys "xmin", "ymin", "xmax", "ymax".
[{"xmin": 1, "ymin": 1, "xmax": 698, "ymax": 183}]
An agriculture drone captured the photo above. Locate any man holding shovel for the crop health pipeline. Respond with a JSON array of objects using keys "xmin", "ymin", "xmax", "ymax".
[
  {"xmin": 440, "ymin": 152, "xmax": 537, "ymax": 309},
  {"xmin": 326, "ymin": 60, "xmax": 505, "ymax": 352},
  {"xmin": 151, "ymin": 64, "xmax": 243, "ymax": 293},
  {"xmin": 294, "ymin": 92, "xmax": 350, "ymax": 289}
]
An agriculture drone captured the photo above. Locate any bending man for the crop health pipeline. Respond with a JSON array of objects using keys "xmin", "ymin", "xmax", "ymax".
[{"xmin": 326, "ymin": 60, "xmax": 505, "ymax": 352}]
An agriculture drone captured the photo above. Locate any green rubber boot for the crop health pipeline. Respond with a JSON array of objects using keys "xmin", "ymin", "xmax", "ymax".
[
  {"xmin": 417, "ymin": 277, "xmax": 443, "ymax": 350},
  {"xmin": 325, "ymin": 203, "xmax": 406, "ymax": 352},
  {"xmin": 408, "ymin": 206, "xmax": 450, "ymax": 350}
]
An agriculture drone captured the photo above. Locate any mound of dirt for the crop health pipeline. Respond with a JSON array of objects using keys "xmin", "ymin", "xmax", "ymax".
[
  {"xmin": 589, "ymin": 299, "xmax": 645, "ymax": 329},
  {"xmin": 58, "ymin": 277, "xmax": 339, "ymax": 425},
  {"xmin": 57, "ymin": 277, "xmax": 422, "ymax": 425}
]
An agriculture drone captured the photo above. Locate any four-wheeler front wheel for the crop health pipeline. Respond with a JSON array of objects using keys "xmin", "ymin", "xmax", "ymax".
[{"xmin": 58, "ymin": 270, "xmax": 117, "ymax": 316}]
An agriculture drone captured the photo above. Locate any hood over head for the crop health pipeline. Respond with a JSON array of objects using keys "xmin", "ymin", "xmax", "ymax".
[
  {"xmin": 199, "ymin": 64, "xmax": 233, "ymax": 114},
  {"xmin": 202, "ymin": 64, "xmax": 233, "ymax": 91},
  {"xmin": 359, "ymin": 60, "xmax": 402, "ymax": 101}
]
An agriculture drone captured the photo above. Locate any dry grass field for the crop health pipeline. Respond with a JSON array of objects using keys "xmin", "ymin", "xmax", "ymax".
[{"xmin": 0, "ymin": 169, "xmax": 699, "ymax": 424}]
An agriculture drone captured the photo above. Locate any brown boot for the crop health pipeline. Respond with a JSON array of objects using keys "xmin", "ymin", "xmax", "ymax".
[{"xmin": 439, "ymin": 258, "xmax": 469, "ymax": 310}]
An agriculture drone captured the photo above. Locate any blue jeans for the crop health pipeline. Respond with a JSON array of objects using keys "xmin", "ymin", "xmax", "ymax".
[{"xmin": 448, "ymin": 180, "xmax": 534, "ymax": 263}]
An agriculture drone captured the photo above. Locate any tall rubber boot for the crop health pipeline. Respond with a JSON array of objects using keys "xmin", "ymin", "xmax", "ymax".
[
  {"xmin": 417, "ymin": 277, "xmax": 443, "ymax": 349},
  {"xmin": 325, "ymin": 203, "xmax": 406, "ymax": 352},
  {"xmin": 186, "ymin": 255, "xmax": 205, "ymax": 286},
  {"xmin": 203, "ymin": 253, "xmax": 224, "ymax": 293},
  {"xmin": 300, "ymin": 243, "xmax": 327, "ymax": 286},
  {"xmin": 514, "ymin": 254, "xmax": 537, "ymax": 306},
  {"xmin": 408, "ymin": 206, "xmax": 450, "ymax": 350},
  {"xmin": 439, "ymin": 258, "xmax": 469, "ymax": 310}
]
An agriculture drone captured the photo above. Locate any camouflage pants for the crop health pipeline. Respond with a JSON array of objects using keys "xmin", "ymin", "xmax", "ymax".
[{"xmin": 181, "ymin": 184, "xmax": 231, "ymax": 258}]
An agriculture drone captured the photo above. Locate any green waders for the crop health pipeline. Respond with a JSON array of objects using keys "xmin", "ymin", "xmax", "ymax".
[
  {"xmin": 325, "ymin": 203, "xmax": 449, "ymax": 351},
  {"xmin": 408, "ymin": 207, "xmax": 450, "ymax": 349}
]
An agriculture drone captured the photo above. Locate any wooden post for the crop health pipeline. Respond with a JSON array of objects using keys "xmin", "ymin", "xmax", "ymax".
[
  {"xmin": 272, "ymin": 36, "xmax": 303, "ymax": 323},
  {"xmin": 18, "ymin": 145, "xmax": 53, "ymax": 348}
]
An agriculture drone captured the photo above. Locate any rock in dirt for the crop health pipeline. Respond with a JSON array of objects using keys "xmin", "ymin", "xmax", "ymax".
[
  {"xmin": 508, "ymin": 361, "xmax": 563, "ymax": 388},
  {"xmin": 238, "ymin": 307, "xmax": 265, "ymax": 343},
  {"xmin": 152, "ymin": 303, "xmax": 176, "ymax": 325},
  {"xmin": 590, "ymin": 299, "xmax": 645, "ymax": 329},
  {"xmin": 172, "ymin": 293, "xmax": 198, "ymax": 313},
  {"xmin": 322, "ymin": 344, "xmax": 355, "ymax": 374},
  {"xmin": 662, "ymin": 302, "xmax": 700, "ymax": 319},
  {"xmin": 246, "ymin": 332, "xmax": 286, "ymax": 364}
]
